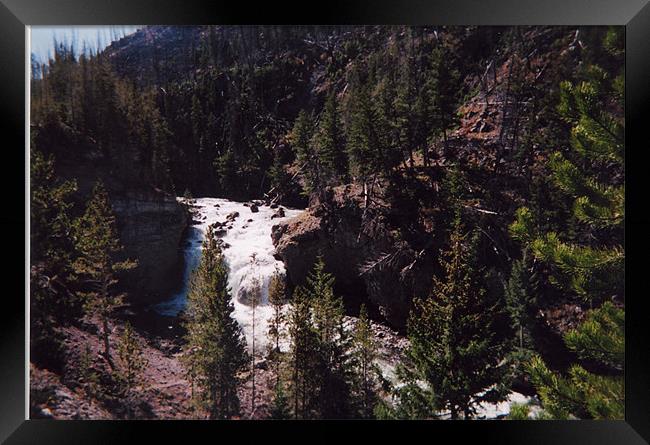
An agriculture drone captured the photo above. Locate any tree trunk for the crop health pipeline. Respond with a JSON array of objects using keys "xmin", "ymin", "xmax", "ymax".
[
  {"xmin": 102, "ymin": 316, "xmax": 112, "ymax": 368},
  {"xmin": 252, "ymin": 303, "xmax": 256, "ymax": 416}
]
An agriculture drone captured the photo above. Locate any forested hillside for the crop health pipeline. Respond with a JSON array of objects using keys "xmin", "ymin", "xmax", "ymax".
[{"xmin": 30, "ymin": 25, "xmax": 624, "ymax": 420}]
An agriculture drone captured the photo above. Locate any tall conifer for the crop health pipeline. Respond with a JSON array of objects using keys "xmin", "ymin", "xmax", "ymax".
[{"xmin": 183, "ymin": 226, "xmax": 249, "ymax": 419}]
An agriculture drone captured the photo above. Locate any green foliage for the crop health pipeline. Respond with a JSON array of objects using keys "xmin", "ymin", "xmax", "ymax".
[
  {"xmin": 345, "ymin": 71, "xmax": 385, "ymax": 181},
  {"xmin": 30, "ymin": 150, "xmax": 77, "ymax": 271},
  {"xmin": 508, "ymin": 403, "xmax": 530, "ymax": 420},
  {"xmin": 30, "ymin": 150, "xmax": 79, "ymax": 369},
  {"xmin": 270, "ymin": 382, "xmax": 292, "ymax": 420},
  {"xmin": 115, "ymin": 322, "xmax": 148, "ymax": 405},
  {"xmin": 286, "ymin": 286, "xmax": 321, "ymax": 419},
  {"xmin": 73, "ymin": 181, "xmax": 137, "ymax": 364},
  {"xmin": 78, "ymin": 343, "xmax": 100, "ymax": 397},
  {"xmin": 312, "ymin": 94, "xmax": 348, "ymax": 185},
  {"xmin": 350, "ymin": 304, "xmax": 382, "ymax": 418},
  {"xmin": 564, "ymin": 302, "xmax": 624, "ymax": 370},
  {"xmin": 505, "ymin": 257, "xmax": 537, "ymax": 349},
  {"xmin": 394, "ymin": 224, "xmax": 509, "ymax": 419},
  {"xmin": 182, "ymin": 226, "xmax": 250, "ymax": 419},
  {"xmin": 283, "ymin": 257, "xmax": 356, "ymax": 419},
  {"xmin": 291, "ymin": 110, "xmax": 318, "ymax": 194},
  {"xmin": 32, "ymin": 48, "xmax": 173, "ymax": 190},
  {"xmin": 267, "ymin": 269, "xmax": 287, "ymax": 356},
  {"xmin": 510, "ymin": 31, "xmax": 624, "ymax": 420},
  {"xmin": 504, "ymin": 253, "xmax": 539, "ymax": 379},
  {"xmin": 527, "ymin": 352, "xmax": 623, "ymax": 419},
  {"xmin": 425, "ymin": 42, "xmax": 462, "ymax": 152}
]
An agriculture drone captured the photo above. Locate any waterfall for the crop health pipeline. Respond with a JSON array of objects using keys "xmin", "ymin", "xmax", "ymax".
[{"xmin": 154, "ymin": 197, "xmax": 303, "ymax": 351}]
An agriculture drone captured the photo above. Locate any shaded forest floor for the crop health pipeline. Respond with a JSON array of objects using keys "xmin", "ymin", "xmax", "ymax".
[
  {"xmin": 30, "ymin": 310, "xmax": 193, "ymax": 419},
  {"xmin": 30, "ymin": 307, "xmax": 408, "ymax": 420}
]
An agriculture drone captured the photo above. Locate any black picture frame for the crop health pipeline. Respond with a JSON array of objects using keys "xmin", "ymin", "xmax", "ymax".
[{"xmin": 1, "ymin": 0, "xmax": 649, "ymax": 443}]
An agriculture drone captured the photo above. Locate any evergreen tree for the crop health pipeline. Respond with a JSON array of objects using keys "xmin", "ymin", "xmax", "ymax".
[
  {"xmin": 183, "ymin": 226, "xmax": 249, "ymax": 419},
  {"xmin": 30, "ymin": 150, "xmax": 78, "ymax": 368},
  {"xmin": 286, "ymin": 286, "xmax": 320, "ymax": 419},
  {"xmin": 425, "ymin": 42, "xmax": 462, "ymax": 157},
  {"xmin": 345, "ymin": 72, "xmax": 382, "ymax": 183},
  {"xmin": 394, "ymin": 223, "xmax": 509, "ymax": 419},
  {"xmin": 504, "ymin": 252, "xmax": 539, "ymax": 376},
  {"xmin": 246, "ymin": 255, "xmax": 262, "ymax": 415},
  {"xmin": 268, "ymin": 151, "xmax": 292, "ymax": 200},
  {"xmin": 78, "ymin": 342, "xmax": 100, "ymax": 397},
  {"xmin": 115, "ymin": 322, "xmax": 148, "ymax": 417},
  {"xmin": 509, "ymin": 30, "xmax": 624, "ymax": 419},
  {"xmin": 526, "ymin": 302, "xmax": 624, "ymax": 419},
  {"xmin": 290, "ymin": 110, "xmax": 318, "ymax": 194},
  {"xmin": 267, "ymin": 268, "xmax": 287, "ymax": 389},
  {"xmin": 312, "ymin": 93, "xmax": 347, "ymax": 184},
  {"xmin": 73, "ymin": 181, "xmax": 137, "ymax": 366},
  {"xmin": 270, "ymin": 381, "xmax": 292, "ymax": 420},
  {"xmin": 350, "ymin": 304, "xmax": 381, "ymax": 418},
  {"xmin": 307, "ymin": 257, "xmax": 351, "ymax": 418}
]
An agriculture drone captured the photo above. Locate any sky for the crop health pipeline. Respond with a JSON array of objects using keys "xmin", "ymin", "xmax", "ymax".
[{"xmin": 30, "ymin": 26, "xmax": 141, "ymax": 63}]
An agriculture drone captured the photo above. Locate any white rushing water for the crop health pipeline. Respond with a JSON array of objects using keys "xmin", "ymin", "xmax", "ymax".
[
  {"xmin": 153, "ymin": 197, "xmax": 533, "ymax": 419},
  {"xmin": 154, "ymin": 197, "xmax": 303, "ymax": 352}
]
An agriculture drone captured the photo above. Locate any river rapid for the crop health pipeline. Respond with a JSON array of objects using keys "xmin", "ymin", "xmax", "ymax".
[{"xmin": 154, "ymin": 197, "xmax": 303, "ymax": 352}]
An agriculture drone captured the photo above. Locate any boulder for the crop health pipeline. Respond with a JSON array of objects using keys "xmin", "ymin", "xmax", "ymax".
[
  {"xmin": 271, "ymin": 207, "xmax": 285, "ymax": 219},
  {"xmin": 250, "ymin": 204, "xmax": 259, "ymax": 213},
  {"xmin": 226, "ymin": 211, "xmax": 239, "ymax": 222}
]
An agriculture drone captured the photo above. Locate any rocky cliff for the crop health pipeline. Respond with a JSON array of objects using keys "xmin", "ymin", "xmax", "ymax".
[
  {"xmin": 40, "ymin": 122, "xmax": 189, "ymax": 305},
  {"xmin": 111, "ymin": 191, "xmax": 188, "ymax": 304},
  {"xmin": 272, "ymin": 185, "xmax": 433, "ymax": 329}
]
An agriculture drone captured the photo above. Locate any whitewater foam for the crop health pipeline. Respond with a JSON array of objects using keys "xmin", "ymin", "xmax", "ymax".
[{"xmin": 154, "ymin": 197, "xmax": 303, "ymax": 352}]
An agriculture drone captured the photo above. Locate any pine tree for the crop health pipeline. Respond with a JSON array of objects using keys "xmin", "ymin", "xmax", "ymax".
[
  {"xmin": 115, "ymin": 322, "xmax": 148, "ymax": 417},
  {"xmin": 307, "ymin": 257, "xmax": 351, "ymax": 418},
  {"xmin": 509, "ymin": 30, "xmax": 624, "ymax": 419},
  {"xmin": 394, "ymin": 57, "xmax": 417, "ymax": 168},
  {"xmin": 286, "ymin": 286, "xmax": 320, "ymax": 419},
  {"xmin": 291, "ymin": 110, "xmax": 318, "ymax": 194},
  {"xmin": 345, "ymin": 72, "xmax": 382, "ymax": 183},
  {"xmin": 268, "ymin": 152, "xmax": 292, "ymax": 200},
  {"xmin": 30, "ymin": 150, "xmax": 78, "ymax": 368},
  {"xmin": 246, "ymin": 255, "xmax": 262, "ymax": 415},
  {"xmin": 394, "ymin": 223, "xmax": 509, "ymax": 419},
  {"xmin": 78, "ymin": 343, "xmax": 100, "ymax": 397},
  {"xmin": 504, "ymin": 251, "xmax": 539, "ymax": 377},
  {"xmin": 270, "ymin": 382, "xmax": 292, "ymax": 420},
  {"xmin": 73, "ymin": 181, "xmax": 137, "ymax": 366},
  {"xmin": 526, "ymin": 302, "xmax": 624, "ymax": 419},
  {"xmin": 425, "ymin": 42, "xmax": 461, "ymax": 157},
  {"xmin": 351, "ymin": 304, "xmax": 381, "ymax": 418},
  {"xmin": 182, "ymin": 226, "xmax": 249, "ymax": 419},
  {"xmin": 267, "ymin": 268, "xmax": 287, "ymax": 389},
  {"xmin": 312, "ymin": 93, "xmax": 347, "ymax": 184}
]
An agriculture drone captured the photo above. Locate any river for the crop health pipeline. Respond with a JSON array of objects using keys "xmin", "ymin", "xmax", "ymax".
[
  {"xmin": 152, "ymin": 197, "xmax": 535, "ymax": 419},
  {"xmin": 153, "ymin": 197, "xmax": 303, "ymax": 352}
]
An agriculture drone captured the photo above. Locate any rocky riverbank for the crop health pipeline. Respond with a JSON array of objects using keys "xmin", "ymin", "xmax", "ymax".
[{"xmin": 272, "ymin": 184, "xmax": 434, "ymax": 330}]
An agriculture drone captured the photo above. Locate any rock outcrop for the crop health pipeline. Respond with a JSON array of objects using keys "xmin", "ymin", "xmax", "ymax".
[
  {"xmin": 272, "ymin": 185, "xmax": 433, "ymax": 329},
  {"xmin": 111, "ymin": 191, "xmax": 188, "ymax": 304},
  {"xmin": 49, "ymin": 141, "xmax": 189, "ymax": 305}
]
